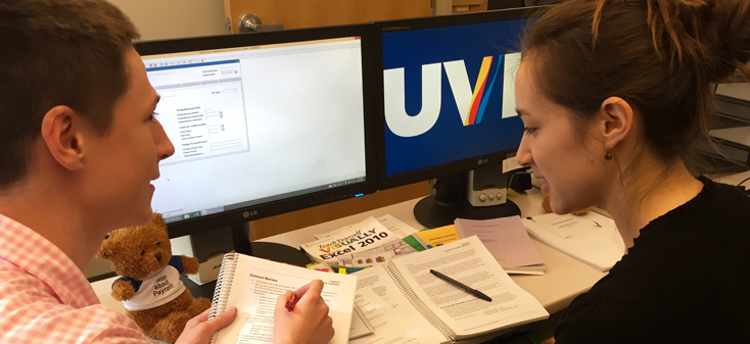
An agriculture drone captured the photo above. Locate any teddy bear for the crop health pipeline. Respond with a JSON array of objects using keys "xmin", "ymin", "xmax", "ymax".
[
  {"xmin": 542, "ymin": 194, "xmax": 590, "ymax": 216},
  {"xmin": 96, "ymin": 213, "xmax": 212, "ymax": 343}
]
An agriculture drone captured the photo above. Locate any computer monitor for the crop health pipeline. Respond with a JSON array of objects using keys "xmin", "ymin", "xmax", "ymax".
[
  {"xmin": 135, "ymin": 24, "xmax": 377, "ymax": 263},
  {"xmin": 374, "ymin": 8, "xmax": 542, "ymax": 228}
]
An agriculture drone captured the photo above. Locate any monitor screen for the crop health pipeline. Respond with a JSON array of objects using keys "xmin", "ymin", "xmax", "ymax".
[
  {"xmin": 376, "ymin": 9, "xmax": 535, "ymax": 189},
  {"xmin": 135, "ymin": 25, "xmax": 377, "ymax": 239}
]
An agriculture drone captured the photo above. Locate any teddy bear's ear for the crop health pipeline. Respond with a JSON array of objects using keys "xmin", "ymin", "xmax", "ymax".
[
  {"xmin": 153, "ymin": 213, "xmax": 166, "ymax": 228},
  {"xmin": 96, "ymin": 236, "xmax": 116, "ymax": 260}
]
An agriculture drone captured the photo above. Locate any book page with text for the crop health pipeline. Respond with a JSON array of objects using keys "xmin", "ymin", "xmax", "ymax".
[
  {"xmin": 391, "ymin": 236, "xmax": 548, "ymax": 339},
  {"xmin": 351, "ymin": 266, "xmax": 447, "ymax": 344},
  {"xmin": 212, "ymin": 254, "xmax": 356, "ymax": 344},
  {"xmin": 522, "ymin": 212, "xmax": 625, "ymax": 271}
]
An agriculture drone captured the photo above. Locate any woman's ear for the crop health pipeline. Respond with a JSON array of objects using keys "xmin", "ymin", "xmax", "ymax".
[{"xmin": 597, "ymin": 96, "xmax": 634, "ymax": 149}]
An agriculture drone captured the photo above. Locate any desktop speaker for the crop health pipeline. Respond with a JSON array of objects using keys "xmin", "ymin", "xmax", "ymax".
[
  {"xmin": 467, "ymin": 164, "xmax": 511, "ymax": 207},
  {"xmin": 509, "ymin": 171, "xmax": 532, "ymax": 193}
]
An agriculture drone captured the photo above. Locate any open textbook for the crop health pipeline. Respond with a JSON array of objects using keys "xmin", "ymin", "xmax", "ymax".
[
  {"xmin": 207, "ymin": 253, "xmax": 357, "ymax": 344},
  {"xmin": 351, "ymin": 236, "xmax": 549, "ymax": 344}
]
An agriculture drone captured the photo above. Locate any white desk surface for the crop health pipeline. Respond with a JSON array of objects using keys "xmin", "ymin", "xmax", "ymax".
[
  {"xmin": 258, "ymin": 188, "xmax": 607, "ymax": 316},
  {"xmin": 91, "ymin": 187, "xmax": 607, "ymax": 343},
  {"xmin": 707, "ymin": 169, "xmax": 750, "ymax": 187},
  {"xmin": 94, "ymin": 171, "xmax": 750, "ymax": 342}
]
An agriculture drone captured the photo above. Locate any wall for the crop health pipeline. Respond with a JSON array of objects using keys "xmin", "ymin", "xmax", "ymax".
[
  {"xmin": 252, "ymin": 182, "xmax": 430, "ymax": 240},
  {"xmin": 108, "ymin": 0, "xmax": 227, "ymax": 41}
]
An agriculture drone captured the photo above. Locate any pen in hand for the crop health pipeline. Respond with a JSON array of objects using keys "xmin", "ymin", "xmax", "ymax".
[
  {"xmin": 285, "ymin": 292, "xmax": 299, "ymax": 312},
  {"xmin": 430, "ymin": 269, "xmax": 492, "ymax": 302}
]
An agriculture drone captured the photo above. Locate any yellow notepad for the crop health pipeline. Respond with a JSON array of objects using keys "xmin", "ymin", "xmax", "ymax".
[{"xmin": 413, "ymin": 224, "xmax": 461, "ymax": 248}]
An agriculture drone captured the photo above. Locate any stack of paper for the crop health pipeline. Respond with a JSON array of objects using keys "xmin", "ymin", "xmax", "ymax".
[
  {"xmin": 521, "ymin": 211, "xmax": 625, "ymax": 272},
  {"xmin": 455, "ymin": 216, "xmax": 546, "ymax": 275}
]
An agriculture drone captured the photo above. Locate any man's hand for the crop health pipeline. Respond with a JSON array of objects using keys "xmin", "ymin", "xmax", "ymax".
[
  {"xmin": 273, "ymin": 280, "xmax": 334, "ymax": 344},
  {"xmin": 541, "ymin": 337, "xmax": 556, "ymax": 344},
  {"xmin": 175, "ymin": 307, "xmax": 237, "ymax": 344}
]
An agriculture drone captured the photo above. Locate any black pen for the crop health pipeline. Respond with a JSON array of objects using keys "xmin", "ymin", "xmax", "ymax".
[{"xmin": 429, "ymin": 269, "xmax": 492, "ymax": 302}]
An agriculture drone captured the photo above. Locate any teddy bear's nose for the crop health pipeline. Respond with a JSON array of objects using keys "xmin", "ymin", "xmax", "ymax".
[{"xmin": 154, "ymin": 252, "xmax": 162, "ymax": 262}]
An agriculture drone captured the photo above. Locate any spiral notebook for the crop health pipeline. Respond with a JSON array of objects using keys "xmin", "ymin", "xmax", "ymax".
[
  {"xmin": 208, "ymin": 253, "xmax": 358, "ymax": 344},
  {"xmin": 350, "ymin": 236, "xmax": 549, "ymax": 344},
  {"xmin": 349, "ymin": 303, "xmax": 375, "ymax": 339}
]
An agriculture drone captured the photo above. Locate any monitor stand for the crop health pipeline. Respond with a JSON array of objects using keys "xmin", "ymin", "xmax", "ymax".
[
  {"xmin": 414, "ymin": 171, "xmax": 521, "ymax": 228},
  {"xmin": 230, "ymin": 222, "xmax": 312, "ymax": 266}
]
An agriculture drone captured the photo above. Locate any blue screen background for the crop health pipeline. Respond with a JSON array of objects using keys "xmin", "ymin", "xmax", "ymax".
[{"xmin": 383, "ymin": 19, "xmax": 528, "ymax": 176}]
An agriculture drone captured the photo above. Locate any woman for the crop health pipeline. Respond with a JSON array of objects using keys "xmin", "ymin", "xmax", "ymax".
[{"xmin": 514, "ymin": 0, "xmax": 750, "ymax": 342}]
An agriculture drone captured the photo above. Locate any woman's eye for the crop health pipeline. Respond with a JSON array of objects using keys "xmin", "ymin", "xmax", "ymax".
[{"xmin": 523, "ymin": 127, "xmax": 536, "ymax": 134}]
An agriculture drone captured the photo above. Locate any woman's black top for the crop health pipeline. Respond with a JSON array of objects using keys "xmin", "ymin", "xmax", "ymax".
[{"xmin": 554, "ymin": 177, "xmax": 750, "ymax": 343}]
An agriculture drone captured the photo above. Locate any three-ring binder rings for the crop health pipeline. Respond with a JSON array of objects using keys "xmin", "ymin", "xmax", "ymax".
[{"xmin": 350, "ymin": 236, "xmax": 548, "ymax": 344}]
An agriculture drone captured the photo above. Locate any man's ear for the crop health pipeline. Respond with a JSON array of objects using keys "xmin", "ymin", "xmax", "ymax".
[
  {"xmin": 40, "ymin": 105, "xmax": 88, "ymax": 171},
  {"xmin": 596, "ymin": 96, "xmax": 634, "ymax": 149}
]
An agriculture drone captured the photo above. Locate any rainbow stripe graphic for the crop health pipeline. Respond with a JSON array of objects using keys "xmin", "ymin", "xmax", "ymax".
[{"xmin": 465, "ymin": 55, "xmax": 504, "ymax": 126}]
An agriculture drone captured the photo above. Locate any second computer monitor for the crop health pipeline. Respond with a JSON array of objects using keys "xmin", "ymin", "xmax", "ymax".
[{"xmin": 375, "ymin": 8, "xmax": 539, "ymax": 227}]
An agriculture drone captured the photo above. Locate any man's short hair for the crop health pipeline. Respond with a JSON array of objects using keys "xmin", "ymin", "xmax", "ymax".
[{"xmin": 0, "ymin": 0, "xmax": 140, "ymax": 189}]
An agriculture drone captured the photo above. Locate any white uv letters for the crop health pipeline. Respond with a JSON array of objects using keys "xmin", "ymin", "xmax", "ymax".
[
  {"xmin": 384, "ymin": 62, "xmax": 442, "ymax": 138},
  {"xmin": 384, "ymin": 53, "xmax": 521, "ymax": 138}
]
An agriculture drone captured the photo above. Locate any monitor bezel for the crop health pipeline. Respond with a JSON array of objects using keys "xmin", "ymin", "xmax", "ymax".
[
  {"xmin": 135, "ymin": 24, "xmax": 379, "ymax": 239},
  {"xmin": 373, "ymin": 7, "xmax": 545, "ymax": 190}
]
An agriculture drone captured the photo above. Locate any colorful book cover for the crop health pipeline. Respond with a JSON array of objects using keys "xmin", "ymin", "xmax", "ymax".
[
  {"xmin": 401, "ymin": 235, "xmax": 426, "ymax": 251},
  {"xmin": 301, "ymin": 217, "xmax": 399, "ymax": 263}
]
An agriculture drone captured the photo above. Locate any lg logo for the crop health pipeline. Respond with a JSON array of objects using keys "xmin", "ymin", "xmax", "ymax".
[{"xmin": 385, "ymin": 54, "xmax": 519, "ymax": 138}]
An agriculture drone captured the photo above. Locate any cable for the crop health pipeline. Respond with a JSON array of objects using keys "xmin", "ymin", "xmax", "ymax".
[
  {"xmin": 737, "ymin": 177, "xmax": 750, "ymax": 188},
  {"xmin": 737, "ymin": 177, "xmax": 750, "ymax": 196}
]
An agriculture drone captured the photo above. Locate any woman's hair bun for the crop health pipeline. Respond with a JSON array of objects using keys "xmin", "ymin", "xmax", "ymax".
[
  {"xmin": 649, "ymin": 0, "xmax": 750, "ymax": 83},
  {"xmin": 705, "ymin": 0, "xmax": 750, "ymax": 82}
]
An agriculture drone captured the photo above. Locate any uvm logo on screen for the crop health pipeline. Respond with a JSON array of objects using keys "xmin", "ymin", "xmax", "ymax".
[
  {"xmin": 384, "ymin": 55, "xmax": 503, "ymax": 138},
  {"xmin": 381, "ymin": 18, "xmax": 528, "ymax": 176}
]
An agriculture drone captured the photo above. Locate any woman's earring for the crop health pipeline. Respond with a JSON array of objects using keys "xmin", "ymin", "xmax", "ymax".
[{"xmin": 605, "ymin": 142, "xmax": 613, "ymax": 160}]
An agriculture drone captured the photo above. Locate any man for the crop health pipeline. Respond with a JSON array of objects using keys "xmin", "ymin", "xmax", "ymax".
[{"xmin": 0, "ymin": 1, "xmax": 334, "ymax": 343}]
